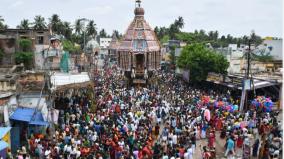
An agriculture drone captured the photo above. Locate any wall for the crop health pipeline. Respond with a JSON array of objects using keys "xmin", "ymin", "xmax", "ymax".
[
  {"xmin": 0, "ymin": 81, "xmax": 16, "ymax": 92},
  {"xmin": 100, "ymin": 38, "xmax": 112, "ymax": 49},
  {"xmin": 0, "ymin": 29, "xmax": 50, "ymax": 66}
]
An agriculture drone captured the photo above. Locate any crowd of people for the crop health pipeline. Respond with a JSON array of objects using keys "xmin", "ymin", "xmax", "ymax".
[{"xmin": 14, "ymin": 64, "xmax": 282, "ymax": 159}]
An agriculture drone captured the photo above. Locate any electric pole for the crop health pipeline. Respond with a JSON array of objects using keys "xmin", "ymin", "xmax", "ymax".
[{"xmin": 240, "ymin": 38, "xmax": 251, "ymax": 112}]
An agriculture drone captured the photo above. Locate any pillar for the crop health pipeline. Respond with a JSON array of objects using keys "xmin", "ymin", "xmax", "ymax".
[{"xmin": 279, "ymin": 84, "xmax": 282, "ymax": 110}]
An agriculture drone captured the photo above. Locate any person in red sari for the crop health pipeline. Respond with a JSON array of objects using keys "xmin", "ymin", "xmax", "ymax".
[
  {"xmin": 142, "ymin": 144, "xmax": 153, "ymax": 158},
  {"xmin": 236, "ymin": 135, "xmax": 244, "ymax": 148},
  {"xmin": 215, "ymin": 117, "xmax": 223, "ymax": 131},
  {"xmin": 208, "ymin": 131, "xmax": 215, "ymax": 148}
]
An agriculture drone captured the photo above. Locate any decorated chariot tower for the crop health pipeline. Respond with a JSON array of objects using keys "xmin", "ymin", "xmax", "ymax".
[{"xmin": 117, "ymin": 0, "xmax": 161, "ymax": 86}]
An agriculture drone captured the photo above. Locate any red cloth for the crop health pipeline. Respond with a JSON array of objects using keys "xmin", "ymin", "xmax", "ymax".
[
  {"xmin": 208, "ymin": 133, "xmax": 215, "ymax": 148},
  {"xmin": 115, "ymin": 105, "xmax": 121, "ymax": 114},
  {"xmin": 216, "ymin": 119, "xmax": 223, "ymax": 130},
  {"xmin": 142, "ymin": 146, "xmax": 153, "ymax": 157},
  {"xmin": 179, "ymin": 148, "xmax": 185, "ymax": 157},
  {"xmin": 236, "ymin": 137, "xmax": 243, "ymax": 148}
]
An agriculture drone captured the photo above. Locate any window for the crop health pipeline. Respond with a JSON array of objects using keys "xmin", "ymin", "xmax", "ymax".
[{"xmin": 36, "ymin": 36, "xmax": 44, "ymax": 44}]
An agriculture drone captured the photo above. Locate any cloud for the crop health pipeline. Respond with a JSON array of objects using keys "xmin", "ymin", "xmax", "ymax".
[
  {"xmin": 83, "ymin": 5, "xmax": 113, "ymax": 16},
  {"xmin": 9, "ymin": 0, "xmax": 24, "ymax": 9},
  {"xmin": 0, "ymin": 0, "xmax": 282, "ymax": 37}
]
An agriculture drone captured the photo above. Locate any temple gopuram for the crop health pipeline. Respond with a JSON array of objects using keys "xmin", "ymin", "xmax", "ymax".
[{"xmin": 117, "ymin": 0, "xmax": 161, "ymax": 86}]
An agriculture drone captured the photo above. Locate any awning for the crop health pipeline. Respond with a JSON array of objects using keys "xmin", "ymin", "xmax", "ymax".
[
  {"xmin": 9, "ymin": 108, "xmax": 35, "ymax": 122},
  {"xmin": 9, "ymin": 108, "xmax": 48, "ymax": 126},
  {"xmin": 29, "ymin": 111, "xmax": 49, "ymax": 126},
  {"xmin": 51, "ymin": 72, "xmax": 91, "ymax": 89},
  {"xmin": 0, "ymin": 127, "xmax": 11, "ymax": 139}
]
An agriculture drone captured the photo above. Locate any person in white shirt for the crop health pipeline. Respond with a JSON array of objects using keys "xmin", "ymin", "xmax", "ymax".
[
  {"xmin": 172, "ymin": 133, "xmax": 178, "ymax": 145},
  {"xmin": 184, "ymin": 151, "xmax": 189, "ymax": 159},
  {"xmin": 162, "ymin": 153, "xmax": 169, "ymax": 159},
  {"xmin": 187, "ymin": 144, "xmax": 193, "ymax": 159}
]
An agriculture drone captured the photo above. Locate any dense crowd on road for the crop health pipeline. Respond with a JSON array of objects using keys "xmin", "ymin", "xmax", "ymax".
[{"xmin": 14, "ymin": 65, "xmax": 282, "ymax": 159}]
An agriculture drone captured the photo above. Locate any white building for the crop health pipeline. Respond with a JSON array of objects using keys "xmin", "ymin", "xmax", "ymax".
[
  {"xmin": 99, "ymin": 38, "xmax": 112, "ymax": 49},
  {"xmin": 256, "ymin": 39, "xmax": 282, "ymax": 60}
]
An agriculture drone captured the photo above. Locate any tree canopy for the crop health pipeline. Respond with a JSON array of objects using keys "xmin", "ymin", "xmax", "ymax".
[
  {"xmin": 15, "ymin": 39, "xmax": 34, "ymax": 69},
  {"xmin": 177, "ymin": 44, "xmax": 229, "ymax": 82},
  {"xmin": 17, "ymin": 19, "xmax": 30, "ymax": 29},
  {"xmin": 62, "ymin": 39, "xmax": 81, "ymax": 54},
  {"xmin": 86, "ymin": 20, "xmax": 97, "ymax": 38},
  {"xmin": 154, "ymin": 17, "xmax": 263, "ymax": 48},
  {"xmin": 33, "ymin": 15, "xmax": 47, "ymax": 30},
  {"xmin": 99, "ymin": 29, "xmax": 108, "ymax": 38},
  {"xmin": 0, "ymin": 16, "xmax": 8, "ymax": 29},
  {"xmin": 154, "ymin": 16, "xmax": 184, "ymax": 40}
]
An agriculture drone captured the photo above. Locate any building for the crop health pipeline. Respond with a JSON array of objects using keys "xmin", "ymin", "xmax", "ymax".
[
  {"xmin": 0, "ymin": 29, "xmax": 50, "ymax": 66},
  {"xmin": 257, "ymin": 39, "xmax": 282, "ymax": 60},
  {"xmin": 216, "ymin": 39, "xmax": 283, "ymax": 75},
  {"xmin": 99, "ymin": 38, "xmax": 112, "ymax": 49},
  {"xmin": 117, "ymin": 0, "xmax": 161, "ymax": 85},
  {"xmin": 108, "ymin": 34, "xmax": 120, "ymax": 63}
]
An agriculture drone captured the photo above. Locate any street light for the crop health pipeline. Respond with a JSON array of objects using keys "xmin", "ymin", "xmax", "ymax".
[
  {"xmin": 77, "ymin": 18, "xmax": 90, "ymax": 72},
  {"xmin": 78, "ymin": 18, "xmax": 90, "ymax": 54}
]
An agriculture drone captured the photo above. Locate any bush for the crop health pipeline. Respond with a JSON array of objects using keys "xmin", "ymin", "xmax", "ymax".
[
  {"xmin": 15, "ymin": 51, "xmax": 34, "ymax": 69},
  {"xmin": 62, "ymin": 40, "xmax": 81, "ymax": 53},
  {"xmin": 18, "ymin": 39, "xmax": 32, "ymax": 52}
]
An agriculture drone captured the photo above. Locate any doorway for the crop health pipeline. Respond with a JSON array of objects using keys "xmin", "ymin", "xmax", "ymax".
[{"xmin": 135, "ymin": 54, "xmax": 144, "ymax": 71}]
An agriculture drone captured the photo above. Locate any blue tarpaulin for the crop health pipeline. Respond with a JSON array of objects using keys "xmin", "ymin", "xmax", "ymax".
[
  {"xmin": 29, "ymin": 112, "xmax": 49, "ymax": 126},
  {"xmin": 0, "ymin": 141, "xmax": 8, "ymax": 150},
  {"xmin": 9, "ymin": 108, "xmax": 49, "ymax": 126},
  {"xmin": 0, "ymin": 127, "xmax": 11, "ymax": 139}
]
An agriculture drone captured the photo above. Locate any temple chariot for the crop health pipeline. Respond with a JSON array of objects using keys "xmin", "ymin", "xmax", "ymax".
[{"xmin": 117, "ymin": 0, "xmax": 161, "ymax": 86}]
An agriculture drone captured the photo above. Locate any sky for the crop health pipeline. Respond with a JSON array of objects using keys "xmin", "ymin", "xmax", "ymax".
[{"xmin": 0, "ymin": 0, "xmax": 282, "ymax": 38}]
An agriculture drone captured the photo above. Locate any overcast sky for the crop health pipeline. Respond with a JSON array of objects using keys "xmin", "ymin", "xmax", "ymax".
[{"xmin": 0, "ymin": 0, "xmax": 282, "ymax": 38}]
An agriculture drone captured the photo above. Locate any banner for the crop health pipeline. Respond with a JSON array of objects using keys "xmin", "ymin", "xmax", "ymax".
[
  {"xmin": 183, "ymin": 69, "xmax": 190, "ymax": 82},
  {"xmin": 244, "ymin": 79, "xmax": 251, "ymax": 90}
]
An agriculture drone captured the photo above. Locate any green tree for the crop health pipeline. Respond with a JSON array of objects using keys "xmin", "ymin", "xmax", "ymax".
[
  {"xmin": 160, "ymin": 35, "xmax": 170, "ymax": 44},
  {"xmin": 177, "ymin": 44, "xmax": 229, "ymax": 82},
  {"xmin": 250, "ymin": 31, "xmax": 263, "ymax": 46},
  {"xmin": 174, "ymin": 16, "xmax": 184, "ymax": 29},
  {"xmin": 15, "ymin": 52, "xmax": 33, "ymax": 69},
  {"xmin": 33, "ymin": 15, "xmax": 47, "ymax": 30},
  {"xmin": 49, "ymin": 14, "xmax": 61, "ymax": 33},
  {"xmin": 60, "ymin": 21, "xmax": 72, "ymax": 40},
  {"xmin": 99, "ymin": 29, "xmax": 107, "ymax": 38},
  {"xmin": 0, "ymin": 16, "xmax": 8, "ymax": 29},
  {"xmin": 113, "ymin": 30, "xmax": 122, "ymax": 40},
  {"xmin": 86, "ymin": 20, "xmax": 97, "ymax": 38},
  {"xmin": 15, "ymin": 39, "xmax": 34, "ymax": 69},
  {"xmin": 18, "ymin": 39, "xmax": 33, "ymax": 52},
  {"xmin": 75, "ymin": 19, "xmax": 83, "ymax": 35},
  {"xmin": 62, "ymin": 39, "xmax": 80, "ymax": 53},
  {"xmin": 17, "ymin": 19, "xmax": 30, "ymax": 29}
]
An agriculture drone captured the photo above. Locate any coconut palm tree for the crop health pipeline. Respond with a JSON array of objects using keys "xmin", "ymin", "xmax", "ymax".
[
  {"xmin": 33, "ymin": 15, "xmax": 47, "ymax": 30},
  {"xmin": 49, "ymin": 14, "xmax": 61, "ymax": 33},
  {"xmin": 75, "ymin": 19, "xmax": 83, "ymax": 35},
  {"xmin": 61, "ymin": 21, "xmax": 72, "ymax": 40},
  {"xmin": 174, "ymin": 16, "xmax": 184, "ymax": 29},
  {"xmin": 17, "ymin": 19, "xmax": 30, "ymax": 29},
  {"xmin": 86, "ymin": 20, "xmax": 97, "ymax": 38}
]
